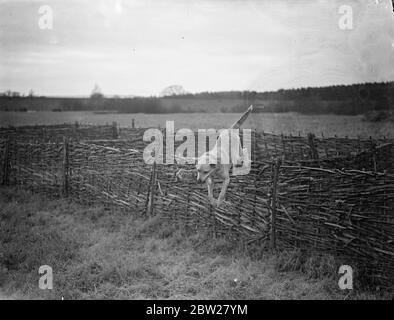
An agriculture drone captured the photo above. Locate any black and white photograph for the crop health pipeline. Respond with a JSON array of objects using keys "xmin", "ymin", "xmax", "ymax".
[{"xmin": 0, "ymin": 0, "xmax": 393, "ymax": 303}]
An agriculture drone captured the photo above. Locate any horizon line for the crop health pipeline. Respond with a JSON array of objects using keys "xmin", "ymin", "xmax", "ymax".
[{"xmin": 1, "ymin": 80, "xmax": 393, "ymax": 99}]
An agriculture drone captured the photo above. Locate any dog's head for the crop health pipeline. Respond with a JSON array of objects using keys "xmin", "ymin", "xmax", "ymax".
[
  {"xmin": 196, "ymin": 163, "xmax": 216, "ymax": 183},
  {"xmin": 195, "ymin": 153, "xmax": 217, "ymax": 183}
]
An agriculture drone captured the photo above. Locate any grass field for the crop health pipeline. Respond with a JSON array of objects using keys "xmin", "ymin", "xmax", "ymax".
[
  {"xmin": 1, "ymin": 111, "xmax": 394, "ymax": 138},
  {"xmin": 0, "ymin": 187, "xmax": 390, "ymax": 300}
]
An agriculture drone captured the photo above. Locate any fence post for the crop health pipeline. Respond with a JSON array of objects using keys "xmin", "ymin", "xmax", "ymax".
[
  {"xmin": 307, "ymin": 133, "xmax": 319, "ymax": 161},
  {"xmin": 369, "ymin": 137, "xmax": 377, "ymax": 173},
  {"xmin": 132, "ymin": 118, "xmax": 135, "ymax": 129},
  {"xmin": 281, "ymin": 133, "xmax": 286, "ymax": 161},
  {"xmin": 146, "ymin": 161, "xmax": 157, "ymax": 217},
  {"xmin": 42, "ymin": 127, "xmax": 47, "ymax": 141},
  {"xmin": 112, "ymin": 121, "xmax": 118, "ymax": 139},
  {"xmin": 252, "ymin": 130, "xmax": 257, "ymax": 162},
  {"xmin": 2, "ymin": 137, "xmax": 10, "ymax": 186},
  {"xmin": 62, "ymin": 137, "xmax": 69, "ymax": 197},
  {"xmin": 270, "ymin": 158, "xmax": 281, "ymax": 250},
  {"xmin": 210, "ymin": 204, "xmax": 217, "ymax": 239}
]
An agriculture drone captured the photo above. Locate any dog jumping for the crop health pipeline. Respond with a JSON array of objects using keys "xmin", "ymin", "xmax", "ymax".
[{"xmin": 178, "ymin": 105, "xmax": 254, "ymax": 208}]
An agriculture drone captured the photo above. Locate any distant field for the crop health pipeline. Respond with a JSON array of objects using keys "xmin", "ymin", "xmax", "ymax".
[{"xmin": 0, "ymin": 111, "xmax": 393, "ymax": 138}]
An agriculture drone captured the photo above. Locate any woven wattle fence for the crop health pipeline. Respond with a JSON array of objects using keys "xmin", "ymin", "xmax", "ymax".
[{"xmin": 0, "ymin": 124, "xmax": 393, "ymax": 288}]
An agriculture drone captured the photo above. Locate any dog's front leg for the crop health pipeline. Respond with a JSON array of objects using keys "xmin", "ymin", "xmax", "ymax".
[
  {"xmin": 206, "ymin": 177, "xmax": 217, "ymax": 207},
  {"xmin": 216, "ymin": 177, "xmax": 230, "ymax": 207}
]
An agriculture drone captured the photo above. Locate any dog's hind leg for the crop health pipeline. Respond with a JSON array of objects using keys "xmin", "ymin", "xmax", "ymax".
[{"xmin": 233, "ymin": 147, "xmax": 251, "ymax": 176}]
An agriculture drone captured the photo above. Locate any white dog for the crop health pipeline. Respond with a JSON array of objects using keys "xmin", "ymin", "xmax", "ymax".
[{"xmin": 194, "ymin": 105, "xmax": 253, "ymax": 207}]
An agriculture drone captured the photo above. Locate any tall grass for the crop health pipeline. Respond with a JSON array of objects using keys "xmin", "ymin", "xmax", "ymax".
[{"xmin": 0, "ymin": 187, "xmax": 390, "ymax": 300}]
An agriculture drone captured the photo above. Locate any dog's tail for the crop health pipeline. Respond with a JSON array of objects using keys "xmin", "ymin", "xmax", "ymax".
[{"xmin": 230, "ymin": 105, "xmax": 254, "ymax": 129}]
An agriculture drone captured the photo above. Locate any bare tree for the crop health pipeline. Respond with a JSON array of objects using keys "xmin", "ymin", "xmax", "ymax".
[{"xmin": 90, "ymin": 83, "xmax": 104, "ymax": 99}]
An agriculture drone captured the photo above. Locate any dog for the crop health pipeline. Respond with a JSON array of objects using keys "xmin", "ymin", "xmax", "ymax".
[{"xmin": 194, "ymin": 105, "xmax": 253, "ymax": 208}]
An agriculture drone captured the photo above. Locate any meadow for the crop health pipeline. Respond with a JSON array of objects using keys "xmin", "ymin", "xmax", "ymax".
[
  {"xmin": 0, "ymin": 187, "xmax": 389, "ymax": 300},
  {"xmin": 1, "ymin": 111, "xmax": 393, "ymax": 138}
]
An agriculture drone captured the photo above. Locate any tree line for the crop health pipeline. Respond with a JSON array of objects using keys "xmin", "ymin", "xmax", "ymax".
[{"xmin": 0, "ymin": 81, "xmax": 392, "ymax": 115}]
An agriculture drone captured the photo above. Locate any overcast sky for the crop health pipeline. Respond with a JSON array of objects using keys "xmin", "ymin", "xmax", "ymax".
[{"xmin": 0, "ymin": 0, "xmax": 393, "ymax": 96}]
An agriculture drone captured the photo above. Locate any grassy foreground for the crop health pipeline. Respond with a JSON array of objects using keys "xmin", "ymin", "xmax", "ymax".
[{"xmin": 0, "ymin": 187, "xmax": 389, "ymax": 300}]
